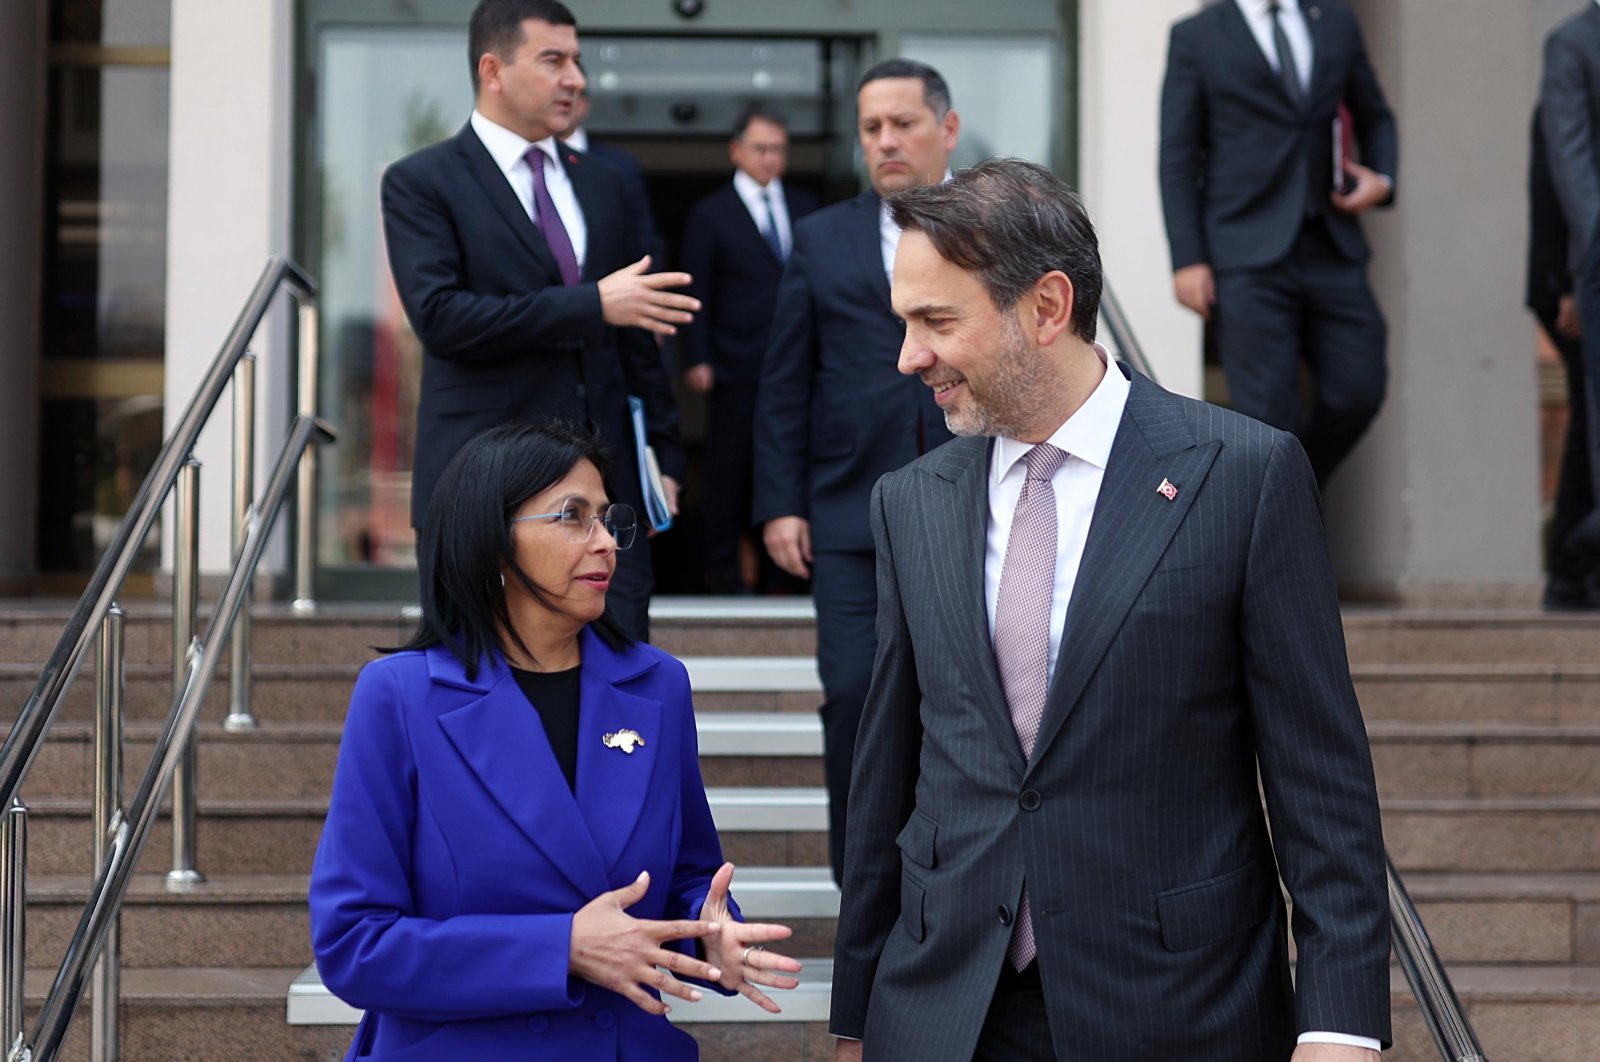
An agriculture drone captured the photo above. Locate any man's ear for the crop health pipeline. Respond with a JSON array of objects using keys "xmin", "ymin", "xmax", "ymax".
[
  {"xmin": 942, "ymin": 109, "xmax": 961, "ymax": 153},
  {"xmin": 1029, "ymin": 271, "xmax": 1076, "ymax": 348},
  {"xmin": 477, "ymin": 53, "xmax": 501, "ymax": 96}
]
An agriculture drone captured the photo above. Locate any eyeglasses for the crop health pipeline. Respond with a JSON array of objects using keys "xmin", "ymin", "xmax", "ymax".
[{"xmin": 512, "ymin": 498, "xmax": 637, "ymax": 550}]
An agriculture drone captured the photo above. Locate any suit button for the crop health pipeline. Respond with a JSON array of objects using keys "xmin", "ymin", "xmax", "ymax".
[
  {"xmin": 574, "ymin": 384, "xmax": 587, "ymax": 399},
  {"xmin": 1019, "ymin": 789, "xmax": 1041, "ymax": 811},
  {"xmin": 997, "ymin": 904, "xmax": 1012, "ymax": 926},
  {"xmin": 594, "ymin": 1009, "xmax": 615, "ymax": 1030},
  {"xmin": 529, "ymin": 1016, "xmax": 550, "ymax": 1033}
]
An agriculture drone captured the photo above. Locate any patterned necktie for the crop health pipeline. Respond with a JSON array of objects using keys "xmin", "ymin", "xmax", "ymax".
[
  {"xmin": 526, "ymin": 146, "xmax": 581, "ymax": 286},
  {"xmin": 760, "ymin": 188, "xmax": 785, "ymax": 263},
  {"xmin": 1268, "ymin": 2, "xmax": 1305, "ymax": 108},
  {"xmin": 992, "ymin": 442, "xmax": 1068, "ymax": 971}
]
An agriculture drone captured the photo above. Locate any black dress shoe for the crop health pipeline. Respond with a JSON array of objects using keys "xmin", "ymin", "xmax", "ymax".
[{"xmin": 1543, "ymin": 576, "xmax": 1600, "ymax": 611}]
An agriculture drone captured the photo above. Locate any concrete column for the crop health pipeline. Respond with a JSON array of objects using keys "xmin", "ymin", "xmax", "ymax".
[
  {"xmin": 0, "ymin": 2, "xmax": 45, "ymax": 591},
  {"xmin": 165, "ymin": 0, "xmax": 295, "ymax": 580},
  {"xmin": 1079, "ymin": 0, "xmax": 1205, "ymax": 397},
  {"xmin": 1328, "ymin": 0, "xmax": 1543, "ymax": 603}
]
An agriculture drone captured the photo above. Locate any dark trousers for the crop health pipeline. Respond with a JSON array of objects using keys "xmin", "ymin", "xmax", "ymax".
[
  {"xmin": 608, "ymin": 531, "xmax": 653, "ymax": 643},
  {"xmin": 811, "ymin": 548, "xmax": 877, "ymax": 885},
  {"xmin": 1213, "ymin": 218, "xmax": 1388, "ymax": 484},
  {"xmin": 1538, "ymin": 305, "xmax": 1595, "ymax": 585},
  {"xmin": 699, "ymin": 381, "xmax": 758, "ymax": 593},
  {"xmin": 973, "ymin": 962, "xmax": 1055, "ymax": 1062},
  {"xmin": 1574, "ymin": 231, "xmax": 1600, "ymax": 564}
]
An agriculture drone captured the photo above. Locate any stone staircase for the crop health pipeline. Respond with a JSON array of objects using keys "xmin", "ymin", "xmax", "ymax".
[{"xmin": 3, "ymin": 601, "xmax": 1600, "ymax": 1059}]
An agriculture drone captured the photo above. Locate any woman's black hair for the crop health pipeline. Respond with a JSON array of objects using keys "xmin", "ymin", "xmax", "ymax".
[{"xmin": 390, "ymin": 420, "xmax": 631, "ymax": 678}]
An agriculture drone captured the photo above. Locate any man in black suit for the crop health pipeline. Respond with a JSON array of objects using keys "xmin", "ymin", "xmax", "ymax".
[
  {"xmin": 1159, "ymin": 0, "xmax": 1397, "ymax": 486},
  {"xmin": 381, "ymin": 0, "xmax": 696, "ymax": 639},
  {"xmin": 753, "ymin": 60, "xmax": 959, "ymax": 882},
  {"xmin": 832, "ymin": 157, "xmax": 1388, "ymax": 1062},
  {"xmin": 1529, "ymin": 104, "xmax": 1595, "ymax": 609},
  {"xmin": 1542, "ymin": 3, "xmax": 1600, "ymax": 599},
  {"xmin": 680, "ymin": 106, "xmax": 820, "ymax": 594}
]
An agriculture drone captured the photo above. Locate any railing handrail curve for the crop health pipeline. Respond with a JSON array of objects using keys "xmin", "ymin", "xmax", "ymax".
[
  {"xmin": 22, "ymin": 415, "xmax": 334, "ymax": 1060},
  {"xmin": 0, "ymin": 256, "xmax": 316, "ymax": 816}
]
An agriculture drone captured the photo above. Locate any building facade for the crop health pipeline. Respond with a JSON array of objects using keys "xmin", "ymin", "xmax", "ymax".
[{"xmin": 0, "ymin": 0, "xmax": 1565, "ymax": 603}]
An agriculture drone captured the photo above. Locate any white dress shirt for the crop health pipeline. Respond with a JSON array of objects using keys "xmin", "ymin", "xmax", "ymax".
[
  {"xmin": 984, "ymin": 344, "xmax": 1127, "ymax": 678},
  {"xmin": 878, "ymin": 170, "xmax": 956, "ymax": 282},
  {"xmin": 470, "ymin": 109, "xmax": 588, "ymax": 272},
  {"xmin": 1235, "ymin": 0, "xmax": 1313, "ymax": 94},
  {"xmin": 985, "ymin": 346, "xmax": 1378, "ymax": 1055},
  {"xmin": 732, "ymin": 168, "xmax": 793, "ymax": 259}
]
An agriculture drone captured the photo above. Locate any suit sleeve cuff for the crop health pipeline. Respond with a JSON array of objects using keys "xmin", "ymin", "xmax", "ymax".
[{"xmin": 1298, "ymin": 1031, "xmax": 1382, "ymax": 1051}]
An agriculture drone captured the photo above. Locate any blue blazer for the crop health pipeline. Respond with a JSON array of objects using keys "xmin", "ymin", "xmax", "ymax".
[{"xmin": 309, "ymin": 629, "xmax": 735, "ymax": 1061}]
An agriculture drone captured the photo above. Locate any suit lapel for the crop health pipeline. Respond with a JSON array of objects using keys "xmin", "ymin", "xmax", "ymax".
[
  {"xmin": 727, "ymin": 183, "xmax": 783, "ymax": 269},
  {"xmin": 1026, "ymin": 373, "xmax": 1222, "ymax": 769},
  {"xmin": 928, "ymin": 437, "xmax": 1027, "ymax": 775},
  {"xmin": 847, "ymin": 191, "xmax": 895, "ymax": 315},
  {"xmin": 573, "ymin": 630, "xmax": 663, "ymax": 875},
  {"xmin": 433, "ymin": 647, "xmax": 609, "ymax": 898},
  {"xmin": 1303, "ymin": 3, "xmax": 1327, "ymax": 104},
  {"xmin": 562, "ymin": 149, "xmax": 606, "ymax": 281},
  {"xmin": 455, "ymin": 125, "xmax": 565, "ymax": 282},
  {"xmin": 1219, "ymin": 0, "xmax": 1302, "ymax": 112}
]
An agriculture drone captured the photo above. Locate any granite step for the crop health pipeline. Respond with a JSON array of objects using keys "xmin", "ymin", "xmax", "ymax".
[
  {"xmin": 1368, "ymin": 722, "xmax": 1600, "ymax": 798},
  {"xmin": 25, "ymin": 788, "xmax": 1600, "ymax": 877},
  {"xmin": 288, "ymin": 959, "xmax": 1600, "ymax": 1062},
  {"xmin": 7, "ymin": 603, "xmax": 1600, "ymax": 674},
  {"xmin": 25, "ymin": 873, "xmax": 311, "ymax": 970},
  {"xmin": 1354, "ymin": 663, "xmax": 1600, "ymax": 723}
]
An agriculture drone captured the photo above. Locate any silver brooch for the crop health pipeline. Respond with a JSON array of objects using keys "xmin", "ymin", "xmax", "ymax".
[{"xmin": 603, "ymin": 729, "xmax": 646, "ymax": 754}]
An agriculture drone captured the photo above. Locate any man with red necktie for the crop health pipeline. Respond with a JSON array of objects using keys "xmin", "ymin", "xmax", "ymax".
[{"xmin": 381, "ymin": 0, "xmax": 691, "ymax": 639}]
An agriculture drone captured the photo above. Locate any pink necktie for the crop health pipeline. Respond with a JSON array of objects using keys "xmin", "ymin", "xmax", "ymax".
[
  {"xmin": 526, "ymin": 146, "xmax": 581, "ymax": 286},
  {"xmin": 992, "ymin": 442, "xmax": 1067, "ymax": 971}
]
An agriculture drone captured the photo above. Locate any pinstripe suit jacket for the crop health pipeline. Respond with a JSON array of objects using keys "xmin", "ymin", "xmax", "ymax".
[{"xmin": 830, "ymin": 368, "xmax": 1390, "ymax": 1060}]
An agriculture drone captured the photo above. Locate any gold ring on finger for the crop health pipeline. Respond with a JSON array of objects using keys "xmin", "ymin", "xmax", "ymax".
[{"xmin": 741, "ymin": 944, "xmax": 765, "ymax": 966}]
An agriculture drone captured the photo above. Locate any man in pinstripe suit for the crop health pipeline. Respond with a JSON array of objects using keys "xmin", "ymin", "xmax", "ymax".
[{"xmin": 829, "ymin": 159, "xmax": 1389, "ymax": 1061}]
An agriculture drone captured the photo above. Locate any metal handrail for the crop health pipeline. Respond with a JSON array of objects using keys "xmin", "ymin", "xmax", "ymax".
[
  {"xmin": 0, "ymin": 256, "xmax": 331, "ymax": 1061},
  {"xmin": 20, "ymin": 415, "xmax": 334, "ymax": 1061},
  {"xmin": 0, "ymin": 256, "xmax": 317, "ymax": 817},
  {"xmin": 1100, "ymin": 280, "xmax": 1487, "ymax": 1061},
  {"xmin": 1389, "ymin": 857, "xmax": 1488, "ymax": 1061},
  {"xmin": 1098, "ymin": 282, "xmax": 1159, "ymax": 382}
]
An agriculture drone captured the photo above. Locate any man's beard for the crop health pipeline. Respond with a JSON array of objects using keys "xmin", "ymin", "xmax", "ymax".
[{"xmin": 942, "ymin": 314, "xmax": 1049, "ymax": 439}]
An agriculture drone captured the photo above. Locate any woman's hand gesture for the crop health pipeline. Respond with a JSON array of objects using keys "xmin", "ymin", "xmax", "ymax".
[
  {"xmin": 569, "ymin": 871, "xmax": 724, "ymax": 1016},
  {"xmin": 700, "ymin": 862, "xmax": 803, "ymax": 1013}
]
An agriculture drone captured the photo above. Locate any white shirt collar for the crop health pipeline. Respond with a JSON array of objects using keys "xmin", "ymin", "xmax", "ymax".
[
  {"xmin": 470, "ymin": 109, "xmax": 559, "ymax": 175},
  {"xmin": 992, "ymin": 344, "xmax": 1129, "ymax": 483},
  {"xmin": 563, "ymin": 126, "xmax": 590, "ymax": 153},
  {"xmin": 733, "ymin": 168, "xmax": 782, "ymax": 200},
  {"xmin": 1239, "ymin": 0, "xmax": 1302, "ymax": 17}
]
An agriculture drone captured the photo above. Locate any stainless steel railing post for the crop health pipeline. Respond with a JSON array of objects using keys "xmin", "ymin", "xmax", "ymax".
[
  {"xmin": 291, "ymin": 302, "xmax": 319, "ymax": 613},
  {"xmin": 225, "ymin": 353, "xmax": 257, "ymax": 732},
  {"xmin": 167, "ymin": 459, "xmax": 204, "ymax": 889},
  {"xmin": 91, "ymin": 605, "xmax": 125, "ymax": 1062},
  {"xmin": 0, "ymin": 799, "xmax": 28, "ymax": 1055}
]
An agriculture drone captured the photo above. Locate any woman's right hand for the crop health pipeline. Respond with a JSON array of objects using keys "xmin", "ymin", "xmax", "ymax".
[{"xmin": 568, "ymin": 870, "xmax": 724, "ymax": 1016}]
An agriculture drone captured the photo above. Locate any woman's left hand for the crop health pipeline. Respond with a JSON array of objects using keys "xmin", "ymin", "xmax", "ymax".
[{"xmin": 699, "ymin": 862, "xmax": 803, "ymax": 1013}]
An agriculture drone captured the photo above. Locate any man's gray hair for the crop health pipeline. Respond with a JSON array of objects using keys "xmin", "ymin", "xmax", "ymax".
[{"xmin": 887, "ymin": 157, "xmax": 1102, "ymax": 341}]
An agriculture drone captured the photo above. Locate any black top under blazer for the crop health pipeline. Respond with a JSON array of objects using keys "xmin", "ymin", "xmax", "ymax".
[
  {"xmin": 1159, "ymin": 0, "xmax": 1398, "ymax": 273},
  {"xmin": 679, "ymin": 180, "xmax": 820, "ymax": 386},
  {"xmin": 752, "ymin": 190, "xmax": 952, "ymax": 553},
  {"xmin": 832, "ymin": 366, "xmax": 1391, "ymax": 1060},
  {"xmin": 381, "ymin": 124, "xmax": 684, "ymax": 529}
]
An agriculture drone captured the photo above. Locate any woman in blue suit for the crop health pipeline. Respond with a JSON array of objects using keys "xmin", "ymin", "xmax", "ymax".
[{"xmin": 310, "ymin": 422, "xmax": 800, "ymax": 1060}]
